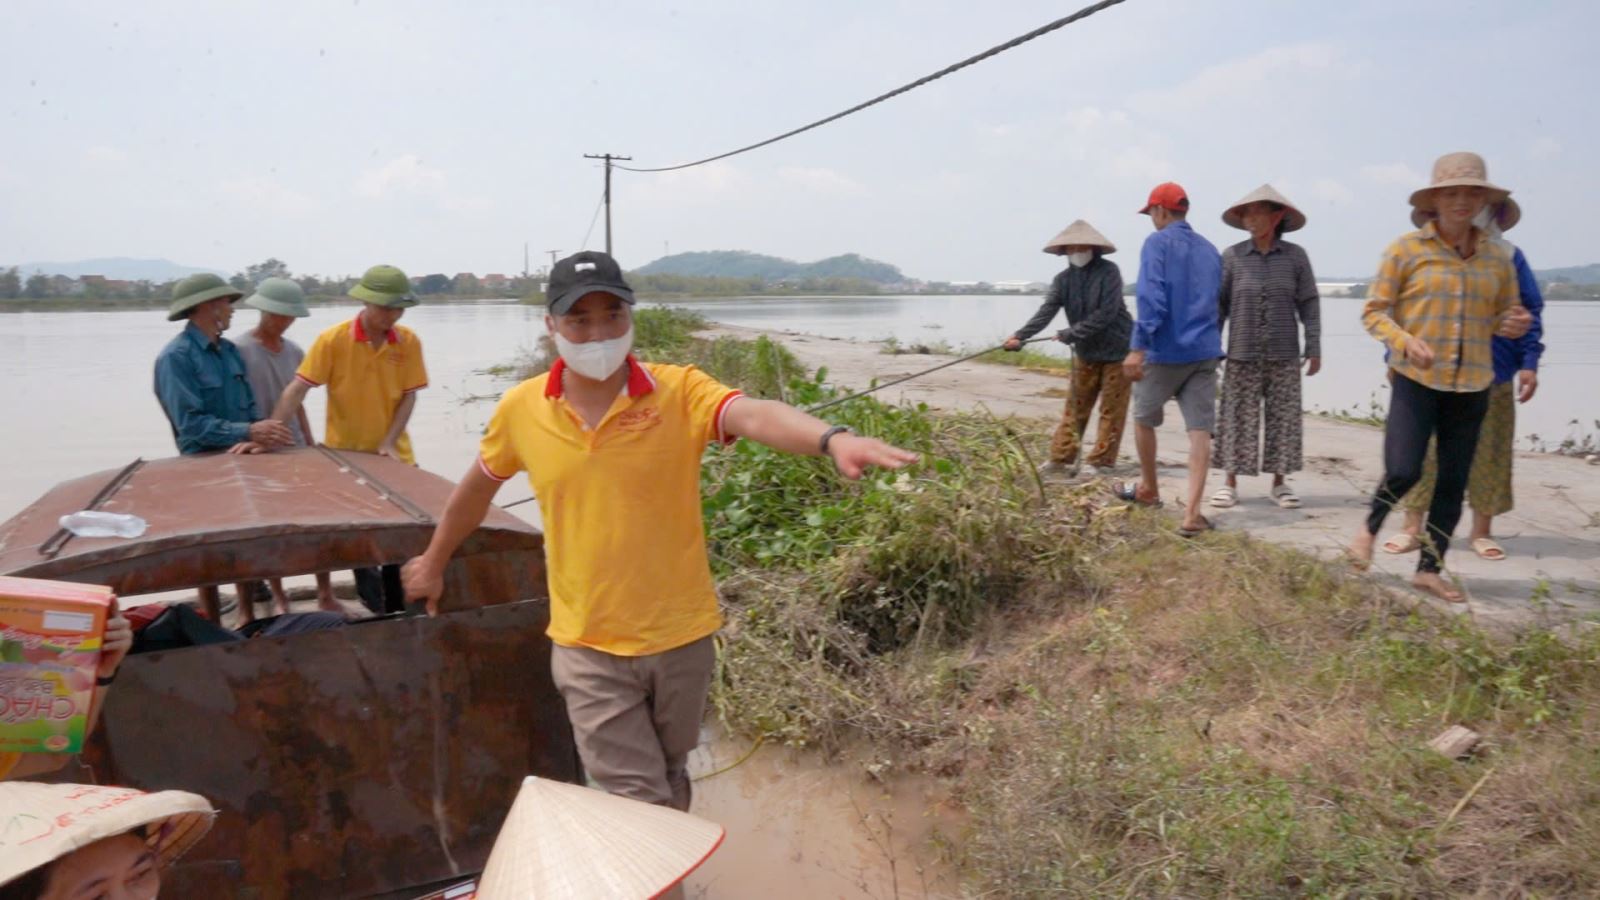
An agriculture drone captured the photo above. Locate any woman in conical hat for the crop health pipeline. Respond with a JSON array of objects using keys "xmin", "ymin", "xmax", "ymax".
[
  {"xmin": 1002, "ymin": 219, "xmax": 1133, "ymax": 478},
  {"xmin": 1381, "ymin": 195, "xmax": 1544, "ymax": 564},
  {"xmin": 1209, "ymin": 184, "xmax": 1320, "ymax": 511},
  {"xmin": 1345, "ymin": 151, "xmax": 1534, "ymax": 602},
  {"xmin": 0, "ymin": 782, "xmax": 215, "ymax": 899}
]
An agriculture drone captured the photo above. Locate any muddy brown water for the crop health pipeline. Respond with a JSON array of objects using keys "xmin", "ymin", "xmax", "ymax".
[{"xmin": 685, "ymin": 733, "xmax": 962, "ymax": 899}]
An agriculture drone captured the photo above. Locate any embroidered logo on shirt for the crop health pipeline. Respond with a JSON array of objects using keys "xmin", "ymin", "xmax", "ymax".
[{"xmin": 615, "ymin": 407, "xmax": 662, "ymax": 432}]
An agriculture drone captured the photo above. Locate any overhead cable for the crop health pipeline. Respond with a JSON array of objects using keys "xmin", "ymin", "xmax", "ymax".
[{"xmin": 616, "ymin": 0, "xmax": 1131, "ymax": 174}]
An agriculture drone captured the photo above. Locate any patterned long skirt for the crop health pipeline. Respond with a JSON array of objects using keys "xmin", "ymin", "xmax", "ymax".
[
  {"xmin": 1398, "ymin": 380, "xmax": 1515, "ymax": 517},
  {"xmin": 1212, "ymin": 359, "xmax": 1303, "ymax": 476}
]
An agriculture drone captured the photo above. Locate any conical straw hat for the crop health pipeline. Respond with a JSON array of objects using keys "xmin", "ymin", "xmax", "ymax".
[
  {"xmin": 0, "ymin": 782, "xmax": 215, "ymax": 885},
  {"xmin": 1222, "ymin": 184, "xmax": 1307, "ymax": 232},
  {"xmin": 474, "ymin": 776, "xmax": 725, "ymax": 899},
  {"xmin": 1042, "ymin": 219, "xmax": 1115, "ymax": 255}
]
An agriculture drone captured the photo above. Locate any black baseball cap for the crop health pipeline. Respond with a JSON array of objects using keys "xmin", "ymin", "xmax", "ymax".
[{"xmin": 546, "ymin": 250, "xmax": 636, "ymax": 315}]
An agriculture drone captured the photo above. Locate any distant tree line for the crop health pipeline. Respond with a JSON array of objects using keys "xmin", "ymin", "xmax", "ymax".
[{"xmin": 0, "ymin": 258, "xmax": 543, "ymax": 303}]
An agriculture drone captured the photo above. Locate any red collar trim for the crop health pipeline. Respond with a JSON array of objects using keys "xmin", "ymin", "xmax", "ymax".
[
  {"xmin": 543, "ymin": 355, "xmax": 656, "ymax": 399},
  {"xmin": 351, "ymin": 316, "xmax": 399, "ymax": 345}
]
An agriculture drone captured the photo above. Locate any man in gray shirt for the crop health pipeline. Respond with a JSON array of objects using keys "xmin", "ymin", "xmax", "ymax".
[{"xmin": 236, "ymin": 277, "xmax": 343, "ymax": 617}]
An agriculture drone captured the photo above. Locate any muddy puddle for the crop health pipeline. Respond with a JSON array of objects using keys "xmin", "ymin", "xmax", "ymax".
[{"xmin": 682, "ymin": 730, "xmax": 963, "ymax": 899}]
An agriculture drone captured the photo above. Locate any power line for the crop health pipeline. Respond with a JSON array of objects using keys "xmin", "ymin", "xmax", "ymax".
[
  {"xmin": 616, "ymin": 0, "xmax": 1131, "ymax": 174},
  {"xmin": 577, "ymin": 189, "xmax": 606, "ymax": 251}
]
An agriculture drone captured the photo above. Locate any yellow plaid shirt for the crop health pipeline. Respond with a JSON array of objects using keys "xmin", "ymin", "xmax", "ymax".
[{"xmin": 1361, "ymin": 222, "xmax": 1517, "ymax": 393}]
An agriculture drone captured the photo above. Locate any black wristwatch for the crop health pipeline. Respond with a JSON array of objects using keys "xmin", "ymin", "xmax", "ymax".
[
  {"xmin": 819, "ymin": 425, "xmax": 852, "ymax": 455},
  {"xmin": 96, "ymin": 672, "xmax": 117, "ymax": 687}
]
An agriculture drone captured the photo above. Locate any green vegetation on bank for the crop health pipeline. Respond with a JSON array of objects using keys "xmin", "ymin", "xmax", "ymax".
[
  {"xmin": 494, "ymin": 308, "xmax": 1600, "ymax": 896},
  {"xmin": 881, "ymin": 335, "xmax": 1072, "ymax": 374}
]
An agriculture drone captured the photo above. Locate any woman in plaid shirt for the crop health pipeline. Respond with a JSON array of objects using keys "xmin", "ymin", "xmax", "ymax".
[{"xmin": 1347, "ymin": 152, "xmax": 1533, "ymax": 601}]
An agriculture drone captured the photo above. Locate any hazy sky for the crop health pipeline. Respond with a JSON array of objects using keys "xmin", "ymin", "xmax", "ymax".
[{"xmin": 3, "ymin": 0, "xmax": 1595, "ymax": 282}]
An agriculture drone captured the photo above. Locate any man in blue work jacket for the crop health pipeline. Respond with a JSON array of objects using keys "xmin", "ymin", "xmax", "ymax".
[
  {"xmin": 153, "ymin": 273, "xmax": 292, "ymax": 621},
  {"xmin": 154, "ymin": 273, "xmax": 292, "ymax": 455},
  {"xmin": 1113, "ymin": 182, "xmax": 1224, "ymax": 537}
]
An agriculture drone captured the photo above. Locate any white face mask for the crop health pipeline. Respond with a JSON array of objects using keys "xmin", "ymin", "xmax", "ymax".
[
  {"xmin": 553, "ymin": 324, "xmax": 634, "ymax": 381},
  {"xmin": 1067, "ymin": 251, "xmax": 1094, "ymax": 268}
]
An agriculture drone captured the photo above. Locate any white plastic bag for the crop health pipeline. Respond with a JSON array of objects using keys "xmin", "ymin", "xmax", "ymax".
[{"xmin": 58, "ymin": 510, "xmax": 148, "ymax": 539}]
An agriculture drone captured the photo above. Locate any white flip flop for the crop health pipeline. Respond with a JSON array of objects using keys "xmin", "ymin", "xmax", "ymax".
[
  {"xmin": 1209, "ymin": 486, "xmax": 1238, "ymax": 508},
  {"xmin": 1271, "ymin": 483, "xmax": 1302, "ymax": 509}
]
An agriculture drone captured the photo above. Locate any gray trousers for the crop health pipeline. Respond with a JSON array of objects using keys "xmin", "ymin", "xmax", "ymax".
[{"xmin": 550, "ymin": 635, "xmax": 716, "ymax": 811}]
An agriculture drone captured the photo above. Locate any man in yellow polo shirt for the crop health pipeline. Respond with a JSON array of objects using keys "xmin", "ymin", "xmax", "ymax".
[
  {"xmin": 402, "ymin": 251, "xmax": 915, "ymax": 812},
  {"xmin": 273, "ymin": 264, "xmax": 428, "ymax": 463},
  {"xmin": 273, "ymin": 264, "xmax": 428, "ymax": 611}
]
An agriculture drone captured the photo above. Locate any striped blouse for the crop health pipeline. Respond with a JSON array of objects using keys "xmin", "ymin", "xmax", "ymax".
[
  {"xmin": 1362, "ymin": 222, "xmax": 1516, "ymax": 393},
  {"xmin": 1218, "ymin": 239, "xmax": 1321, "ymax": 361}
]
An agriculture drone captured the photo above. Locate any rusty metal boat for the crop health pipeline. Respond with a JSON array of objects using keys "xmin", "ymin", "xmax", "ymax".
[{"xmin": 0, "ymin": 448, "xmax": 577, "ymax": 899}]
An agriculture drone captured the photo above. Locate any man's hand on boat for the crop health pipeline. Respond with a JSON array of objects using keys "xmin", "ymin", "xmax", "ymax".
[
  {"xmin": 228, "ymin": 441, "xmax": 266, "ymax": 454},
  {"xmin": 248, "ymin": 418, "xmax": 295, "ymax": 448},
  {"xmin": 402, "ymin": 556, "xmax": 446, "ymax": 617}
]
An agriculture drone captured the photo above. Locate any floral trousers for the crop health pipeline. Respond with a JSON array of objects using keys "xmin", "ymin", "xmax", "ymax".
[
  {"xmin": 1213, "ymin": 359, "xmax": 1303, "ymax": 476},
  {"xmin": 1050, "ymin": 360, "xmax": 1131, "ymax": 468}
]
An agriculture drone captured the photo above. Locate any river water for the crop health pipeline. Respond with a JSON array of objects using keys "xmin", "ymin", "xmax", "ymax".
[
  {"xmin": 661, "ymin": 293, "xmax": 1600, "ymax": 448},
  {"xmin": 2, "ymin": 294, "xmax": 1596, "ymax": 518}
]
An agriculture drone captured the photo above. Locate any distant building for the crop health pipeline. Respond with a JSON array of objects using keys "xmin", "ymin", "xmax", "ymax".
[
  {"xmin": 481, "ymin": 273, "xmax": 510, "ymax": 292},
  {"xmin": 992, "ymin": 280, "xmax": 1034, "ymax": 293}
]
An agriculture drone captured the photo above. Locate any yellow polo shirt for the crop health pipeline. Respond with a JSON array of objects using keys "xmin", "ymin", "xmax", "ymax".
[
  {"xmin": 478, "ymin": 357, "xmax": 743, "ymax": 656},
  {"xmin": 296, "ymin": 317, "xmax": 428, "ymax": 464}
]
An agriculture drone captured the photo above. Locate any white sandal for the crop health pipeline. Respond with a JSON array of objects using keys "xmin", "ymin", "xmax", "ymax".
[
  {"xmin": 1209, "ymin": 486, "xmax": 1238, "ymax": 508},
  {"xmin": 1271, "ymin": 483, "xmax": 1301, "ymax": 509}
]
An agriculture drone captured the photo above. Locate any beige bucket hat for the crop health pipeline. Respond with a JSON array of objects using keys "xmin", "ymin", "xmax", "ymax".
[
  {"xmin": 1222, "ymin": 184, "xmax": 1307, "ymax": 232},
  {"xmin": 1410, "ymin": 196, "xmax": 1521, "ymax": 232},
  {"xmin": 1042, "ymin": 219, "xmax": 1116, "ymax": 255},
  {"xmin": 1408, "ymin": 151, "xmax": 1512, "ymax": 213},
  {"xmin": 474, "ymin": 776, "xmax": 724, "ymax": 899},
  {"xmin": 0, "ymin": 782, "xmax": 215, "ymax": 885}
]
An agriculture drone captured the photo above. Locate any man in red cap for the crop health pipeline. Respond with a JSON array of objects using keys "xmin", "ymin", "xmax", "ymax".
[{"xmin": 1113, "ymin": 182, "xmax": 1224, "ymax": 536}]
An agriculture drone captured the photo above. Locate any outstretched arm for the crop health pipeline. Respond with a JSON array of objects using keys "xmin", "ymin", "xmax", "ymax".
[
  {"xmin": 722, "ymin": 397, "xmax": 918, "ymax": 480},
  {"xmin": 1011, "ymin": 275, "xmax": 1064, "ymax": 343}
]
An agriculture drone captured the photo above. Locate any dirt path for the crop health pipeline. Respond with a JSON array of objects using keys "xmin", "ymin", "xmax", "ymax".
[{"xmin": 703, "ymin": 323, "xmax": 1600, "ymax": 630}]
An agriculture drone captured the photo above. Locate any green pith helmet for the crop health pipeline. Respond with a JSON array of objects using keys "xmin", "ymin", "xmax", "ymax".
[
  {"xmin": 168, "ymin": 273, "xmax": 244, "ymax": 322},
  {"xmin": 348, "ymin": 264, "xmax": 418, "ymax": 308},
  {"xmin": 244, "ymin": 277, "xmax": 311, "ymax": 317}
]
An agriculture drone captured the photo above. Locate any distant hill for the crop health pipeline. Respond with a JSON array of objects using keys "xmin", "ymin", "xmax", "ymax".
[
  {"xmin": 1536, "ymin": 263, "xmax": 1600, "ymax": 285},
  {"xmin": 6, "ymin": 257, "xmax": 227, "ymax": 281},
  {"xmin": 633, "ymin": 250, "xmax": 906, "ymax": 285}
]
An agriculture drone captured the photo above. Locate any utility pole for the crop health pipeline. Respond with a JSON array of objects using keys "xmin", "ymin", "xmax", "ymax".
[
  {"xmin": 523, "ymin": 243, "xmax": 529, "ymax": 278},
  {"xmin": 583, "ymin": 152, "xmax": 631, "ymax": 256},
  {"xmin": 545, "ymin": 249, "xmax": 560, "ymax": 272}
]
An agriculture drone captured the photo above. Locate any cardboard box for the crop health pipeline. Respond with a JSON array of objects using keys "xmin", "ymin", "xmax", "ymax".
[{"xmin": 0, "ymin": 576, "xmax": 114, "ymax": 754}]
